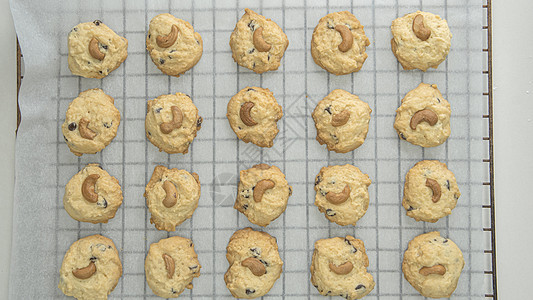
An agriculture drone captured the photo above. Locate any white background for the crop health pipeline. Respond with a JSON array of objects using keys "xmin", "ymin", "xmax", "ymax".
[{"xmin": 0, "ymin": 0, "xmax": 531, "ymax": 298}]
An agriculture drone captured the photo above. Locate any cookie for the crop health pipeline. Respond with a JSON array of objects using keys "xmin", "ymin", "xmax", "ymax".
[
  {"xmin": 311, "ymin": 11, "xmax": 370, "ymax": 75},
  {"xmin": 62, "ymin": 88, "xmax": 121, "ymax": 156},
  {"xmin": 68, "ymin": 20, "xmax": 128, "ymax": 79},
  {"xmin": 314, "ymin": 164, "xmax": 371, "ymax": 226},
  {"xmin": 391, "ymin": 11, "xmax": 452, "ymax": 71},
  {"xmin": 144, "ymin": 165, "xmax": 201, "ymax": 231},
  {"xmin": 58, "ymin": 235, "xmax": 122, "ymax": 300},
  {"xmin": 229, "ymin": 8, "xmax": 289, "ymax": 74},
  {"xmin": 146, "ymin": 13, "xmax": 203, "ymax": 77},
  {"xmin": 312, "ymin": 89, "xmax": 372, "ymax": 153},
  {"xmin": 145, "ymin": 93, "xmax": 202, "ymax": 154},
  {"xmin": 394, "ymin": 83, "xmax": 451, "ymax": 147},
  {"xmin": 63, "ymin": 164, "xmax": 123, "ymax": 224},
  {"xmin": 311, "ymin": 236, "xmax": 375, "ymax": 299},
  {"xmin": 402, "ymin": 160, "xmax": 460, "ymax": 223},
  {"xmin": 145, "ymin": 236, "xmax": 201, "ymax": 298},
  {"xmin": 234, "ymin": 164, "xmax": 292, "ymax": 227},
  {"xmin": 227, "ymin": 87, "xmax": 283, "ymax": 148},
  {"xmin": 402, "ymin": 231, "xmax": 464, "ymax": 298},
  {"xmin": 224, "ymin": 228, "xmax": 283, "ymax": 299}
]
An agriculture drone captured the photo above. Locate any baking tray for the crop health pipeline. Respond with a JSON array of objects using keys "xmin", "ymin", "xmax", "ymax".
[{"xmin": 12, "ymin": 0, "xmax": 495, "ymax": 298}]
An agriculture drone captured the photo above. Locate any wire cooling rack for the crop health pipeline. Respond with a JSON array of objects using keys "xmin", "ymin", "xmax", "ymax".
[{"xmin": 12, "ymin": 0, "xmax": 494, "ymax": 298}]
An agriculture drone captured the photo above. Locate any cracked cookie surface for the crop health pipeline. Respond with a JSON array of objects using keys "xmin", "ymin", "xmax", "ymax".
[
  {"xmin": 403, "ymin": 231, "xmax": 464, "ymax": 298},
  {"xmin": 311, "ymin": 236, "xmax": 375, "ymax": 299},
  {"xmin": 68, "ymin": 20, "xmax": 128, "ymax": 79},
  {"xmin": 394, "ymin": 83, "xmax": 451, "ymax": 147},
  {"xmin": 235, "ymin": 164, "xmax": 292, "ymax": 227},
  {"xmin": 224, "ymin": 228, "xmax": 283, "ymax": 299},
  {"xmin": 402, "ymin": 160, "xmax": 460, "ymax": 223},
  {"xmin": 62, "ymin": 88, "xmax": 121, "ymax": 156},
  {"xmin": 145, "ymin": 236, "xmax": 201, "ymax": 298},
  {"xmin": 145, "ymin": 93, "xmax": 202, "ymax": 154},
  {"xmin": 391, "ymin": 11, "xmax": 452, "ymax": 71},
  {"xmin": 58, "ymin": 234, "xmax": 122, "ymax": 300},
  {"xmin": 312, "ymin": 89, "xmax": 371, "ymax": 153},
  {"xmin": 311, "ymin": 11, "xmax": 370, "ymax": 75},
  {"xmin": 146, "ymin": 13, "xmax": 203, "ymax": 77},
  {"xmin": 230, "ymin": 8, "xmax": 289, "ymax": 74},
  {"xmin": 314, "ymin": 164, "xmax": 371, "ymax": 226},
  {"xmin": 63, "ymin": 164, "xmax": 123, "ymax": 224},
  {"xmin": 227, "ymin": 87, "xmax": 283, "ymax": 148},
  {"xmin": 144, "ymin": 165, "xmax": 201, "ymax": 231}
]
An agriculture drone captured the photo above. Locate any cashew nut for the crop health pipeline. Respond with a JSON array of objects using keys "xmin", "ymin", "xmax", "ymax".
[
  {"xmin": 160, "ymin": 106, "xmax": 183, "ymax": 134},
  {"xmin": 239, "ymin": 102, "xmax": 258, "ymax": 126},
  {"xmin": 326, "ymin": 185, "xmax": 351, "ymax": 205},
  {"xmin": 335, "ymin": 25, "xmax": 353, "ymax": 52},
  {"xmin": 252, "ymin": 27, "xmax": 271, "ymax": 52},
  {"xmin": 156, "ymin": 25, "xmax": 179, "ymax": 48},
  {"xmin": 329, "ymin": 261, "xmax": 353, "ymax": 275},
  {"xmin": 331, "ymin": 109, "xmax": 350, "ymax": 127},
  {"xmin": 82, "ymin": 174, "xmax": 100, "ymax": 203},
  {"xmin": 79, "ymin": 118, "xmax": 97, "ymax": 140},
  {"xmin": 241, "ymin": 257, "xmax": 266, "ymax": 276},
  {"xmin": 162, "ymin": 181, "xmax": 178, "ymax": 208},
  {"xmin": 72, "ymin": 261, "xmax": 97, "ymax": 279},
  {"xmin": 162, "ymin": 253, "xmax": 175, "ymax": 278},
  {"xmin": 253, "ymin": 164, "xmax": 270, "ymax": 170},
  {"xmin": 253, "ymin": 179, "xmax": 275, "ymax": 203},
  {"xmin": 89, "ymin": 38, "xmax": 105, "ymax": 61},
  {"xmin": 419, "ymin": 264, "xmax": 446, "ymax": 276},
  {"xmin": 410, "ymin": 109, "xmax": 438, "ymax": 130},
  {"xmin": 426, "ymin": 178, "xmax": 441, "ymax": 203},
  {"xmin": 412, "ymin": 14, "xmax": 431, "ymax": 41}
]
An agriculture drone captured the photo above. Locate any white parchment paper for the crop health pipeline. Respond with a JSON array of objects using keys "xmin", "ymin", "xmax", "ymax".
[{"xmin": 10, "ymin": 0, "xmax": 485, "ymax": 299}]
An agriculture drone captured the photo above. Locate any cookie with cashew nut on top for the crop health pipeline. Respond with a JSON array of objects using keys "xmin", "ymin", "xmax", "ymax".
[
  {"xmin": 391, "ymin": 11, "xmax": 452, "ymax": 71},
  {"xmin": 403, "ymin": 160, "xmax": 460, "ymax": 223},
  {"xmin": 230, "ymin": 8, "xmax": 289, "ymax": 73},
  {"xmin": 145, "ymin": 236, "xmax": 201, "ymax": 298},
  {"xmin": 403, "ymin": 231, "xmax": 464, "ymax": 298},
  {"xmin": 314, "ymin": 164, "xmax": 371, "ymax": 226},
  {"xmin": 58, "ymin": 234, "xmax": 122, "ymax": 300},
  {"xmin": 146, "ymin": 13, "xmax": 203, "ymax": 77},
  {"xmin": 62, "ymin": 88, "xmax": 121, "ymax": 156},
  {"xmin": 312, "ymin": 89, "xmax": 372, "ymax": 153},
  {"xmin": 224, "ymin": 227, "xmax": 283, "ymax": 299},
  {"xmin": 394, "ymin": 83, "xmax": 451, "ymax": 147},
  {"xmin": 63, "ymin": 163, "xmax": 123, "ymax": 224},
  {"xmin": 68, "ymin": 20, "xmax": 128, "ymax": 79},
  {"xmin": 235, "ymin": 164, "xmax": 292, "ymax": 227},
  {"xmin": 144, "ymin": 165, "xmax": 201, "ymax": 231},
  {"xmin": 311, "ymin": 236, "xmax": 375, "ymax": 299},
  {"xmin": 227, "ymin": 87, "xmax": 283, "ymax": 148},
  {"xmin": 311, "ymin": 11, "xmax": 370, "ymax": 75},
  {"xmin": 145, "ymin": 93, "xmax": 202, "ymax": 154}
]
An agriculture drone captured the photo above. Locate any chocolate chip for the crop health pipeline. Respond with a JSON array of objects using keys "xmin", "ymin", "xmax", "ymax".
[
  {"xmin": 247, "ymin": 21, "xmax": 255, "ymax": 31},
  {"xmin": 242, "ymin": 204, "xmax": 248, "ymax": 210},
  {"xmin": 247, "ymin": 88, "xmax": 256, "ymax": 92},
  {"xmin": 344, "ymin": 238, "xmax": 357, "ymax": 253},
  {"xmin": 103, "ymin": 122, "xmax": 112, "ymax": 128},
  {"xmin": 97, "ymin": 198, "xmax": 108, "ymax": 208},
  {"xmin": 259, "ymin": 259, "xmax": 269, "ymax": 267},
  {"xmin": 186, "ymin": 94, "xmax": 191, "ymax": 98},
  {"xmin": 245, "ymin": 289, "xmax": 255, "ymax": 295},
  {"xmin": 102, "ymin": 44, "xmax": 108, "ymax": 50},
  {"xmin": 89, "ymin": 256, "xmax": 97, "ymax": 262},
  {"xmin": 454, "ymin": 194, "xmax": 459, "ymax": 200},
  {"xmin": 327, "ymin": 22, "xmax": 334, "ymax": 29},
  {"xmin": 248, "ymin": 48, "xmax": 255, "ymax": 54},
  {"xmin": 355, "ymin": 284, "xmax": 365, "ymax": 290},
  {"xmin": 155, "ymin": 107, "xmax": 163, "ymax": 113},
  {"xmin": 315, "ymin": 175, "xmax": 322, "ymax": 186},
  {"xmin": 267, "ymin": 54, "xmax": 271, "ymax": 61},
  {"xmin": 93, "ymin": 20, "xmax": 102, "ymax": 26},
  {"xmin": 437, "ymin": 97, "xmax": 441, "ymax": 103},
  {"xmin": 68, "ymin": 122, "xmax": 77, "ymax": 131},
  {"xmin": 72, "ymin": 27, "xmax": 78, "ymax": 32},
  {"xmin": 99, "ymin": 70, "xmax": 103, "ymax": 74},
  {"xmin": 196, "ymin": 117, "xmax": 203, "ymax": 128},
  {"xmin": 159, "ymin": 58, "xmax": 165, "ymax": 64},
  {"xmin": 87, "ymin": 61, "xmax": 91, "ymax": 65},
  {"xmin": 189, "ymin": 265, "xmax": 198, "ymax": 270},
  {"xmin": 324, "ymin": 106, "xmax": 332, "ymax": 114},
  {"xmin": 252, "ymin": 62, "xmax": 256, "ymax": 69},
  {"xmin": 171, "ymin": 288, "xmax": 177, "ymax": 294},
  {"xmin": 169, "ymin": 50, "xmax": 176, "ymax": 53},
  {"xmin": 147, "ymin": 131, "xmax": 152, "ymax": 136},
  {"xmin": 148, "ymin": 34, "xmax": 151, "ymax": 39},
  {"xmin": 407, "ymin": 206, "xmax": 415, "ymax": 211},
  {"xmin": 196, "ymin": 39, "xmax": 200, "ymax": 45},
  {"xmin": 250, "ymin": 248, "xmax": 261, "ymax": 257},
  {"xmin": 443, "ymin": 239, "xmax": 448, "ymax": 243},
  {"xmin": 63, "ymin": 135, "xmax": 68, "ymax": 142},
  {"xmin": 326, "ymin": 209, "xmax": 336, "ymax": 216},
  {"xmin": 288, "ymin": 186, "xmax": 292, "ymax": 196},
  {"xmin": 446, "ymin": 180, "xmax": 451, "ymax": 190},
  {"xmin": 399, "ymin": 132, "xmax": 406, "ymax": 140}
]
